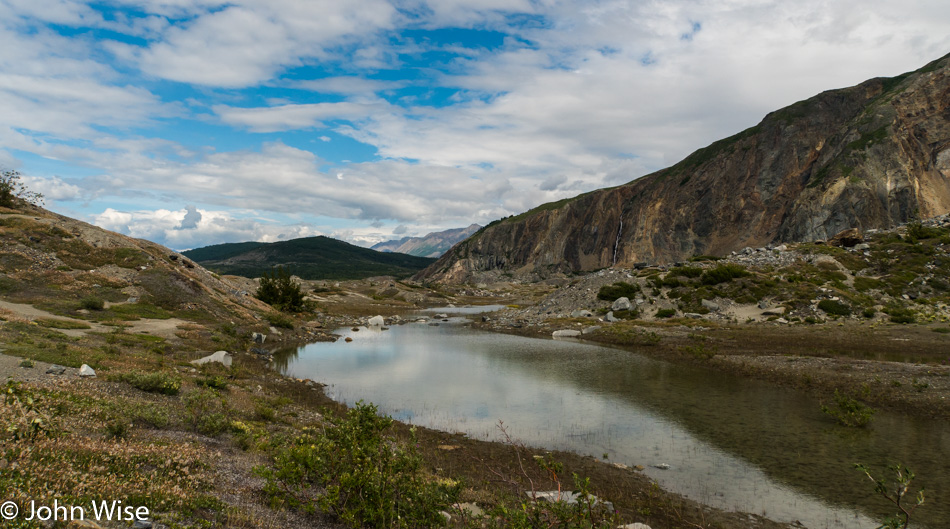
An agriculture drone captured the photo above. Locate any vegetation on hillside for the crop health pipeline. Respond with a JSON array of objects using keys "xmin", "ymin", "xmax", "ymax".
[{"xmin": 184, "ymin": 236, "xmax": 436, "ymax": 280}]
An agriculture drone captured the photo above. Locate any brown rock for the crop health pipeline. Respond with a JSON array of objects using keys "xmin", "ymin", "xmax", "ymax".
[{"xmin": 828, "ymin": 228, "xmax": 864, "ymax": 247}]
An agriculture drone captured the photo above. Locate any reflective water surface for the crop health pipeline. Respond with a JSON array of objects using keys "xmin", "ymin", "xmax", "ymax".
[{"xmin": 274, "ymin": 319, "xmax": 948, "ymax": 529}]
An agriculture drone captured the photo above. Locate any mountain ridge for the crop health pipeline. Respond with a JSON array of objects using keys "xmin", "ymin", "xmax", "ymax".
[
  {"xmin": 371, "ymin": 224, "xmax": 481, "ymax": 257},
  {"xmin": 183, "ymin": 235, "xmax": 436, "ymax": 280},
  {"xmin": 419, "ymin": 53, "xmax": 950, "ymax": 283}
]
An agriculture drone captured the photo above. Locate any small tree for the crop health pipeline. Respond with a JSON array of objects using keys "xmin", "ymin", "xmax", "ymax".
[
  {"xmin": 854, "ymin": 463, "xmax": 924, "ymax": 529},
  {"xmin": 256, "ymin": 266, "xmax": 305, "ymax": 312},
  {"xmin": 0, "ymin": 169, "xmax": 44, "ymax": 208}
]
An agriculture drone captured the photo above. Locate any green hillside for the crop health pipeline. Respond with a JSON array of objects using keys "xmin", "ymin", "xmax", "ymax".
[{"xmin": 183, "ymin": 236, "xmax": 436, "ymax": 280}]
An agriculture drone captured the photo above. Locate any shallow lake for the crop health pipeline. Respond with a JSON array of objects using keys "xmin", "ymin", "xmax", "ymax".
[{"xmin": 273, "ymin": 316, "xmax": 948, "ymax": 529}]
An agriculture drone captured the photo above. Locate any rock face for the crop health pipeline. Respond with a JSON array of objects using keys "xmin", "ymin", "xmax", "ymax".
[
  {"xmin": 420, "ymin": 54, "xmax": 950, "ymax": 283},
  {"xmin": 371, "ymin": 224, "xmax": 482, "ymax": 257}
]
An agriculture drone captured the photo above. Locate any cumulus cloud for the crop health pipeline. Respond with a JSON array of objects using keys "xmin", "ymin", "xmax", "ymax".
[{"xmin": 5, "ymin": 0, "xmax": 950, "ymax": 248}]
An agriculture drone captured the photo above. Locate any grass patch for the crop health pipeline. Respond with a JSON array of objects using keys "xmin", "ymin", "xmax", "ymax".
[{"xmin": 34, "ymin": 318, "xmax": 91, "ymax": 330}]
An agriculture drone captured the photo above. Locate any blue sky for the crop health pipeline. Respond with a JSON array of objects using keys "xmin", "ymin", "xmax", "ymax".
[{"xmin": 2, "ymin": 0, "xmax": 949, "ymax": 250}]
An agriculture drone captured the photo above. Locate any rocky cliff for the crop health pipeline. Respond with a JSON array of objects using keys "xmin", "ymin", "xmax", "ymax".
[{"xmin": 420, "ymin": 53, "xmax": 950, "ymax": 283}]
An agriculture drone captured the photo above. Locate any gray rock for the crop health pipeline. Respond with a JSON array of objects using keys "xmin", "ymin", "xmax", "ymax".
[
  {"xmin": 619, "ymin": 524, "xmax": 653, "ymax": 529},
  {"xmin": 570, "ymin": 309, "xmax": 593, "ymax": 318},
  {"xmin": 552, "ymin": 329, "xmax": 582, "ymax": 338},
  {"xmin": 46, "ymin": 364, "xmax": 66, "ymax": 375},
  {"xmin": 435, "ymin": 313, "xmax": 449, "ymax": 319},
  {"xmin": 611, "ymin": 297, "xmax": 633, "ymax": 311},
  {"xmin": 762, "ymin": 307, "xmax": 786, "ymax": 316},
  {"xmin": 191, "ymin": 350, "xmax": 232, "ymax": 367},
  {"xmin": 684, "ymin": 313, "xmax": 703, "ymax": 319},
  {"xmin": 653, "ymin": 463, "xmax": 671, "ymax": 470},
  {"xmin": 367, "ymin": 315, "xmax": 385, "ymax": 327},
  {"xmin": 581, "ymin": 326, "xmax": 601, "ymax": 334},
  {"xmin": 854, "ymin": 243, "xmax": 871, "ymax": 251},
  {"xmin": 701, "ymin": 299, "xmax": 720, "ymax": 312},
  {"xmin": 132, "ymin": 520, "xmax": 153, "ymax": 529},
  {"xmin": 252, "ymin": 332, "xmax": 266, "ymax": 344},
  {"xmin": 79, "ymin": 364, "xmax": 96, "ymax": 377},
  {"xmin": 605, "ymin": 311, "xmax": 619, "ymax": 322},
  {"xmin": 269, "ymin": 326, "xmax": 282, "ymax": 335},
  {"xmin": 527, "ymin": 490, "xmax": 613, "ymax": 510},
  {"xmin": 757, "ymin": 299, "xmax": 769, "ymax": 309}
]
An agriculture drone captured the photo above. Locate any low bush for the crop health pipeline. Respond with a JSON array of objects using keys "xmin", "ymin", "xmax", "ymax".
[
  {"xmin": 112, "ymin": 371, "xmax": 182, "ymax": 395},
  {"xmin": 820, "ymin": 390, "xmax": 874, "ymax": 427},
  {"xmin": 655, "ymin": 308, "xmax": 676, "ymax": 318},
  {"xmin": 700, "ymin": 263, "xmax": 749, "ymax": 285},
  {"xmin": 596, "ymin": 281, "xmax": 640, "ymax": 302},
  {"xmin": 818, "ymin": 299, "xmax": 851, "ymax": 316},
  {"xmin": 259, "ymin": 401, "xmax": 460, "ymax": 528},
  {"xmin": 80, "ymin": 296, "xmax": 105, "ymax": 310}
]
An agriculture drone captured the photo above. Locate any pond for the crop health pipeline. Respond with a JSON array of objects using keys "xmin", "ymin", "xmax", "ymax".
[{"xmin": 273, "ymin": 317, "xmax": 948, "ymax": 529}]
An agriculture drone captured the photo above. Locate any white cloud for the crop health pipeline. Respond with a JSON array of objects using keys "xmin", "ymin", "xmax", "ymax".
[{"xmin": 131, "ymin": 0, "xmax": 399, "ymax": 87}]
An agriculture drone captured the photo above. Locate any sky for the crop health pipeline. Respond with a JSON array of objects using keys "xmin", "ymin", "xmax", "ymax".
[{"xmin": 2, "ymin": 0, "xmax": 949, "ymax": 251}]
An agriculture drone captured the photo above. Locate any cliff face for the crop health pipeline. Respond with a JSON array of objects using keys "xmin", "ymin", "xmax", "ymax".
[
  {"xmin": 371, "ymin": 224, "xmax": 482, "ymax": 257},
  {"xmin": 421, "ymin": 54, "xmax": 950, "ymax": 283}
]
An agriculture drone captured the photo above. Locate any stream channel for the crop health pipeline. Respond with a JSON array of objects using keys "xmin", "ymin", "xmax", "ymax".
[{"xmin": 273, "ymin": 308, "xmax": 948, "ymax": 529}]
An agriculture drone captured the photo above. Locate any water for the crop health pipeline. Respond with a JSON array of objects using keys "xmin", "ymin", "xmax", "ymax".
[{"xmin": 273, "ymin": 318, "xmax": 949, "ymax": 529}]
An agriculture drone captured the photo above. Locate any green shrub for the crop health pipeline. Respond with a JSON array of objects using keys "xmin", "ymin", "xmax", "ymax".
[
  {"xmin": 700, "ymin": 263, "xmax": 749, "ymax": 285},
  {"xmin": 196, "ymin": 375, "xmax": 229, "ymax": 391},
  {"xmin": 820, "ymin": 390, "xmax": 874, "ymax": 427},
  {"xmin": 668, "ymin": 265, "xmax": 704, "ymax": 278},
  {"xmin": 259, "ymin": 401, "xmax": 460, "ymax": 528},
  {"xmin": 183, "ymin": 388, "xmax": 229, "ymax": 436},
  {"xmin": 655, "ymin": 308, "xmax": 676, "ymax": 318},
  {"xmin": 80, "ymin": 296, "xmax": 105, "ymax": 310},
  {"xmin": 596, "ymin": 282, "xmax": 640, "ymax": 301},
  {"xmin": 264, "ymin": 311, "xmax": 294, "ymax": 329},
  {"xmin": 256, "ymin": 266, "xmax": 305, "ymax": 312},
  {"xmin": 818, "ymin": 299, "xmax": 851, "ymax": 316},
  {"xmin": 113, "ymin": 371, "xmax": 181, "ymax": 395},
  {"xmin": 0, "ymin": 169, "xmax": 44, "ymax": 207},
  {"xmin": 862, "ymin": 307, "xmax": 877, "ymax": 319},
  {"xmin": 884, "ymin": 305, "xmax": 916, "ymax": 324}
]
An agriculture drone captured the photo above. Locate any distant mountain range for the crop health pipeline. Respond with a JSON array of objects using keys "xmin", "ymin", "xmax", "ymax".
[
  {"xmin": 371, "ymin": 224, "xmax": 481, "ymax": 257},
  {"xmin": 420, "ymin": 53, "xmax": 950, "ymax": 283},
  {"xmin": 183, "ymin": 236, "xmax": 435, "ymax": 280}
]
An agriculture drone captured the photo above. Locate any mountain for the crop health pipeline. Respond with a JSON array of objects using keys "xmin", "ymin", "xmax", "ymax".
[
  {"xmin": 371, "ymin": 224, "xmax": 482, "ymax": 257},
  {"xmin": 183, "ymin": 236, "xmax": 436, "ymax": 280},
  {"xmin": 419, "ymin": 53, "xmax": 950, "ymax": 283}
]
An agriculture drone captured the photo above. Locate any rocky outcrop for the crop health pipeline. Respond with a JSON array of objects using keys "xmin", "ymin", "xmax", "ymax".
[
  {"xmin": 420, "ymin": 54, "xmax": 950, "ymax": 283},
  {"xmin": 372, "ymin": 224, "xmax": 482, "ymax": 257}
]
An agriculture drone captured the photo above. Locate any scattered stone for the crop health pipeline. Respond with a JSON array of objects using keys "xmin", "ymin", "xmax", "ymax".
[
  {"xmin": 191, "ymin": 350, "xmax": 232, "ymax": 367},
  {"xmin": 46, "ymin": 364, "xmax": 66, "ymax": 375},
  {"xmin": 132, "ymin": 520, "xmax": 154, "ymax": 529},
  {"xmin": 269, "ymin": 326, "xmax": 282, "ymax": 335},
  {"xmin": 435, "ymin": 313, "xmax": 449, "ymax": 319},
  {"xmin": 762, "ymin": 307, "xmax": 786, "ymax": 316},
  {"xmin": 611, "ymin": 297, "xmax": 633, "ymax": 311},
  {"xmin": 570, "ymin": 309, "xmax": 593, "ymax": 318},
  {"xmin": 251, "ymin": 347, "xmax": 270, "ymax": 356},
  {"xmin": 252, "ymin": 332, "xmax": 266, "ymax": 344},
  {"xmin": 652, "ymin": 463, "xmax": 670, "ymax": 470},
  {"xmin": 527, "ymin": 490, "xmax": 613, "ymax": 510},
  {"xmin": 854, "ymin": 243, "xmax": 871, "ymax": 251},
  {"xmin": 775, "ymin": 244, "xmax": 788, "ymax": 251},
  {"xmin": 684, "ymin": 313, "xmax": 703, "ymax": 319},
  {"xmin": 368, "ymin": 315, "xmax": 385, "ymax": 327},
  {"xmin": 619, "ymin": 524, "xmax": 653, "ymax": 529},
  {"xmin": 757, "ymin": 299, "xmax": 769, "ymax": 309},
  {"xmin": 78, "ymin": 364, "xmax": 96, "ymax": 377},
  {"xmin": 552, "ymin": 329, "xmax": 582, "ymax": 338},
  {"xmin": 344, "ymin": 337, "xmax": 354, "ymax": 342},
  {"xmin": 581, "ymin": 325, "xmax": 601, "ymax": 334},
  {"xmin": 606, "ymin": 311, "xmax": 619, "ymax": 322},
  {"xmin": 457, "ymin": 502, "xmax": 484, "ymax": 517},
  {"xmin": 701, "ymin": 299, "xmax": 720, "ymax": 312}
]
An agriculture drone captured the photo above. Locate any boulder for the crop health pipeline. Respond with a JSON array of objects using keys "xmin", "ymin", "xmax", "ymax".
[
  {"xmin": 611, "ymin": 297, "xmax": 633, "ymax": 311},
  {"xmin": 367, "ymin": 315, "xmax": 385, "ymax": 327},
  {"xmin": 46, "ymin": 364, "xmax": 66, "ymax": 375},
  {"xmin": 79, "ymin": 364, "xmax": 96, "ymax": 377},
  {"xmin": 252, "ymin": 332, "xmax": 266, "ymax": 344},
  {"xmin": 829, "ymin": 228, "xmax": 863, "ymax": 248},
  {"xmin": 854, "ymin": 243, "xmax": 871, "ymax": 251},
  {"xmin": 701, "ymin": 299, "xmax": 720, "ymax": 312},
  {"xmin": 763, "ymin": 307, "xmax": 786, "ymax": 316},
  {"xmin": 605, "ymin": 311, "xmax": 619, "ymax": 322},
  {"xmin": 581, "ymin": 326, "xmax": 601, "ymax": 334},
  {"xmin": 570, "ymin": 309, "xmax": 593, "ymax": 318},
  {"xmin": 191, "ymin": 350, "xmax": 232, "ymax": 367},
  {"xmin": 552, "ymin": 329, "xmax": 582, "ymax": 338}
]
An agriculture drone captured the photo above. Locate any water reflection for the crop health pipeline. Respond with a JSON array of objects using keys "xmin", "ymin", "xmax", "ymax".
[{"xmin": 274, "ymin": 321, "xmax": 947, "ymax": 529}]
